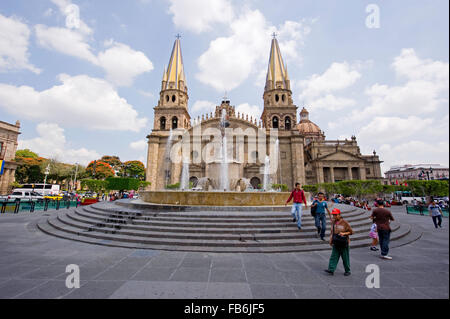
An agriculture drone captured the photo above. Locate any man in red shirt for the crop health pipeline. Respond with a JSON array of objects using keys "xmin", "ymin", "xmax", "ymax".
[
  {"xmin": 371, "ymin": 200, "xmax": 395, "ymax": 260},
  {"xmin": 285, "ymin": 183, "xmax": 308, "ymax": 230}
]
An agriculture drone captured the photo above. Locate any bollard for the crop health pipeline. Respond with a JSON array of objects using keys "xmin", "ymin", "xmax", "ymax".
[
  {"xmin": 56, "ymin": 200, "xmax": 60, "ymax": 210},
  {"xmin": 66, "ymin": 200, "xmax": 70, "ymax": 209},
  {"xmin": 44, "ymin": 199, "xmax": 49, "ymax": 212},
  {"xmin": 30, "ymin": 200, "xmax": 35, "ymax": 213},
  {"xmin": 14, "ymin": 199, "xmax": 21, "ymax": 214},
  {"xmin": 1, "ymin": 201, "xmax": 6, "ymax": 214}
]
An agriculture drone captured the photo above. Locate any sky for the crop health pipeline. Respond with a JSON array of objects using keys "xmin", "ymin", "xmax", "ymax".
[{"xmin": 0, "ymin": 0, "xmax": 448, "ymax": 176}]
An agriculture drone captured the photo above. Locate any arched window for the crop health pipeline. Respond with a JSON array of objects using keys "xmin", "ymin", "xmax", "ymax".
[
  {"xmin": 285, "ymin": 116, "xmax": 291, "ymax": 130},
  {"xmin": 282, "ymin": 94, "xmax": 286, "ymax": 102},
  {"xmin": 172, "ymin": 95, "xmax": 176, "ymax": 102},
  {"xmin": 272, "ymin": 116, "xmax": 279, "ymax": 129},
  {"xmin": 160, "ymin": 117, "xmax": 166, "ymax": 130},
  {"xmin": 165, "ymin": 95, "xmax": 169, "ymax": 102},
  {"xmin": 172, "ymin": 116, "xmax": 178, "ymax": 129},
  {"xmin": 275, "ymin": 94, "xmax": 280, "ymax": 103}
]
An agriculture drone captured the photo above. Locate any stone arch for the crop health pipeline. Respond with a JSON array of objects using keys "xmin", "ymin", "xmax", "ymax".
[
  {"xmin": 172, "ymin": 116, "xmax": 178, "ymax": 129},
  {"xmin": 275, "ymin": 94, "xmax": 280, "ymax": 103},
  {"xmin": 250, "ymin": 177, "xmax": 261, "ymax": 190},
  {"xmin": 165, "ymin": 95, "xmax": 169, "ymax": 102},
  {"xmin": 160, "ymin": 117, "xmax": 166, "ymax": 130},
  {"xmin": 189, "ymin": 176, "xmax": 199, "ymax": 188},
  {"xmin": 272, "ymin": 116, "xmax": 279, "ymax": 129},
  {"xmin": 172, "ymin": 95, "xmax": 176, "ymax": 103},
  {"xmin": 282, "ymin": 94, "xmax": 286, "ymax": 102},
  {"xmin": 284, "ymin": 116, "xmax": 291, "ymax": 130}
]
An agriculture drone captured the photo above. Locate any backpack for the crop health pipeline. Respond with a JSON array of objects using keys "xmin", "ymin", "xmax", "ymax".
[{"xmin": 310, "ymin": 203, "xmax": 317, "ymax": 217}]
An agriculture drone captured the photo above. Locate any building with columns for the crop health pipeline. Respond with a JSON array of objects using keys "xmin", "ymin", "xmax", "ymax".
[
  {"xmin": 145, "ymin": 37, "xmax": 383, "ymax": 190},
  {"xmin": 0, "ymin": 120, "xmax": 20, "ymax": 195},
  {"xmin": 385, "ymin": 164, "xmax": 449, "ymax": 184}
]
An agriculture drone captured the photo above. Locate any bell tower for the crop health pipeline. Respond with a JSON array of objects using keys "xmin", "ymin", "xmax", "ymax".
[
  {"xmin": 154, "ymin": 36, "xmax": 191, "ymax": 131},
  {"xmin": 260, "ymin": 35, "xmax": 297, "ymax": 132}
]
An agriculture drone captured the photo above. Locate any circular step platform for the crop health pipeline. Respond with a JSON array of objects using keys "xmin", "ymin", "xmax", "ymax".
[{"xmin": 36, "ymin": 200, "xmax": 416, "ymax": 253}]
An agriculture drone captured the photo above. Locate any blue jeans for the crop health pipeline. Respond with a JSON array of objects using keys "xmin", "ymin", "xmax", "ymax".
[
  {"xmin": 378, "ymin": 229, "xmax": 391, "ymax": 256},
  {"xmin": 314, "ymin": 213, "xmax": 327, "ymax": 238},
  {"xmin": 291, "ymin": 203, "xmax": 303, "ymax": 227}
]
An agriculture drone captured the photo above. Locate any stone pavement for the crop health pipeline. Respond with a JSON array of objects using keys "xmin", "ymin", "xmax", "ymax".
[{"xmin": 0, "ymin": 205, "xmax": 448, "ymax": 299}]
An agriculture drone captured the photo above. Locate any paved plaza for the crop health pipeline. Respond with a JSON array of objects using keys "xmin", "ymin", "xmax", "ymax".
[{"xmin": 0, "ymin": 205, "xmax": 448, "ymax": 299}]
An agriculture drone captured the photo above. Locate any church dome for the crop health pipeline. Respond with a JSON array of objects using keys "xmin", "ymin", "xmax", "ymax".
[{"xmin": 297, "ymin": 107, "xmax": 323, "ymax": 135}]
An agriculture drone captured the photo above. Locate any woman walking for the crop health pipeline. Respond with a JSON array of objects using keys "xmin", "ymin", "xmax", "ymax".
[{"xmin": 325, "ymin": 208, "xmax": 353, "ymax": 276}]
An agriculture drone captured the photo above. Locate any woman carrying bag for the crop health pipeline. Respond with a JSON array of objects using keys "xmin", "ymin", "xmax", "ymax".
[{"xmin": 325, "ymin": 208, "xmax": 354, "ymax": 276}]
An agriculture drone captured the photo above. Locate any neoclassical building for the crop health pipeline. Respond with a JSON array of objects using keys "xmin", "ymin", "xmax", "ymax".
[
  {"xmin": 146, "ymin": 38, "xmax": 382, "ymax": 190},
  {"xmin": 0, "ymin": 120, "xmax": 20, "ymax": 195}
]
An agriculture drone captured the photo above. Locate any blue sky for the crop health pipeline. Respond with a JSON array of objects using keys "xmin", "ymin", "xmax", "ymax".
[{"xmin": 0, "ymin": 0, "xmax": 448, "ymax": 175}]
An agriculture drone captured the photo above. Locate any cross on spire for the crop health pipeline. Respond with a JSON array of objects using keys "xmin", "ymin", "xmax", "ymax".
[
  {"xmin": 175, "ymin": 33, "xmax": 181, "ymax": 39},
  {"xmin": 271, "ymin": 32, "xmax": 278, "ymax": 39}
]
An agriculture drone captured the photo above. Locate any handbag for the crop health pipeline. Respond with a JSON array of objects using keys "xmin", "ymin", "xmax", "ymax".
[
  {"xmin": 310, "ymin": 203, "xmax": 317, "ymax": 217},
  {"xmin": 332, "ymin": 222, "xmax": 348, "ymax": 248}
]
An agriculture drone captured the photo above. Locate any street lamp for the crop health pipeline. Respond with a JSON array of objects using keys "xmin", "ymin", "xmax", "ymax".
[{"xmin": 43, "ymin": 164, "xmax": 50, "ymax": 196}]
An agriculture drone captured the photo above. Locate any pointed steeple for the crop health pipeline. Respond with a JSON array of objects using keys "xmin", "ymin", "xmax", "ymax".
[
  {"xmin": 163, "ymin": 38, "xmax": 187, "ymax": 92},
  {"xmin": 265, "ymin": 37, "xmax": 289, "ymax": 91}
]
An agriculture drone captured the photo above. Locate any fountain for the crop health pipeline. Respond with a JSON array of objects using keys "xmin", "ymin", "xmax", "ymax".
[
  {"xmin": 163, "ymin": 129, "xmax": 174, "ymax": 187},
  {"xmin": 263, "ymin": 155, "xmax": 272, "ymax": 191},
  {"xmin": 180, "ymin": 159, "xmax": 190, "ymax": 190}
]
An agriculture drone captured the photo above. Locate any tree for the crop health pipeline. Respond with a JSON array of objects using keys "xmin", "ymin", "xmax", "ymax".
[
  {"xmin": 105, "ymin": 177, "xmax": 143, "ymax": 191},
  {"xmin": 121, "ymin": 161, "xmax": 145, "ymax": 179},
  {"xmin": 303, "ymin": 185, "xmax": 319, "ymax": 194},
  {"xmin": 86, "ymin": 161, "xmax": 115, "ymax": 179},
  {"xmin": 15, "ymin": 149, "xmax": 38, "ymax": 159},
  {"xmin": 337, "ymin": 180, "xmax": 383, "ymax": 200},
  {"xmin": 100, "ymin": 156, "xmax": 122, "ymax": 172},
  {"xmin": 406, "ymin": 180, "xmax": 449, "ymax": 197},
  {"xmin": 81, "ymin": 179, "xmax": 106, "ymax": 194}
]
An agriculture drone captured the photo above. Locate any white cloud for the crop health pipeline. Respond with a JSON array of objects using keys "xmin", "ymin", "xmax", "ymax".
[
  {"xmin": 305, "ymin": 94, "xmax": 356, "ymax": 111},
  {"xmin": 191, "ymin": 100, "xmax": 216, "ymax": 114},
  {"xmin": 130, "ymin": 140, "xmax": 147, "ymax": 151},
  {"xmin": 358, "ymin": 116, "xmax": 433, "ymax": 144},
  {"xmin": 0, "ymin": 74, "xmax": 148, "ymax": 132},
  {"xmin": 236, "ymin": 103, "xmax": 263, "ymax": 118},
  {"xmin": 35, "ymin": 24, "xmax": 98, "ymax": 63},
  {"xmin": 379, "ymin": 141, "xmax": 449, "ymax": 175},
  {"xmin": 35, "ymin": 3, "xmax": 153, "ymax": 87},
  {"xmin": 138, "ymin": 90, "xmax": 154, "ymax": 98},
  {"xmin": 168, "ymin": 0, "xmax": 234, "ymax": 33},
  {"xmin": 196, "ymin": 8, "xmax": 314, "ymax": 92},
  {"xmin": 0, "ymin": 14, "xmax": 41, "ymax": 74},
  {"xmin": 97, "ymin": 41, "xmax": 154, "ymax": 87},
  {"xmin": 19, "ymin": 123, "xmax": 100, "ymax": 166}
]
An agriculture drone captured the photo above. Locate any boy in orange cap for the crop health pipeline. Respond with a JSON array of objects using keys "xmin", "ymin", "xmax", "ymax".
[{"xmin": 325, "ymin": 208, "xmax": 353, "ymax": 276}]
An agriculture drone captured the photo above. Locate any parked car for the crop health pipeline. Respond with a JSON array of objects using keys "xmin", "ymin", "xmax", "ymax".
[
  {"xmin": 7, "ymin": 190, "xmax": 44, "ymax": 201},
  {"xmin": 44, "ymin": 194, "xmax": 64, "ymax": 200}
]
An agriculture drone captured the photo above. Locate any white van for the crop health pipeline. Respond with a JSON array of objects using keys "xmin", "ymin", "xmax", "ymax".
[{"xmin": 8, "ymin": 190, "xmax": 44, "ymax": 201}]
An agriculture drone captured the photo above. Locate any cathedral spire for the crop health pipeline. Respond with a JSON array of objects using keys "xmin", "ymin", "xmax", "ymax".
[
  {"xmin": 163, "ymin": 37, "xmax": 187, "ymax": 92},
  {"xmin": 265, "ymin": 37, "xmax": 289, "ymax": 91}
]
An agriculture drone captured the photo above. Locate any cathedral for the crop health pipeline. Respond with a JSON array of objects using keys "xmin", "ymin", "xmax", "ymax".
[{"xmin": 145, "ymin": 37, "xmax": 382, "ymax": 191}]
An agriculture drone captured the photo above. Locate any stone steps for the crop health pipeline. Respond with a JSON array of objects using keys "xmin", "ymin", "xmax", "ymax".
[
  {"xmin": 35, "ymin": 202, "xmax": 415, "ymax": 253},
  {"xmin": 37, "ymin": 217, "xmax": 412, "ymax": 253},
  {"xmin": 63, "ymin": 210, "xmax": 378, "ymax": 240}
]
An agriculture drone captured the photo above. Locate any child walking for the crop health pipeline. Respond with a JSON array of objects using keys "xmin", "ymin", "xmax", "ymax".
[{"xmin": 369, "ymin": 223, "xmax": 379, "ymax": 251}]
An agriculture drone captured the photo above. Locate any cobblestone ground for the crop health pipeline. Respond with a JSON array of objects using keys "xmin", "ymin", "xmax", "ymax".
[{"xmin": 0, "ymin": 205, "xmax": 447, "ymax": 299}]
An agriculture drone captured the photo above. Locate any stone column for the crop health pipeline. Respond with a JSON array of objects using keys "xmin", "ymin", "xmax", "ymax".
[
  {"xmin": 330, "ymin": 166, "xmax": 335, "ymax": 183},
  {"xmin": 348, "ymin": 167, "xmax": 353, "ymax": 180},
  {"xmin": 359, "ymin": 164, "xmax": 367, "ymax": 180},
  {"xmin": 146, "ymin": 136, "xmax": 160, "ymax": 191},
  {"xmin": 290, "ymin": 136, "xmax": 305, "ymax": 186},
  {"xmin": 317, "ymin": 163, "xmax": 324, "ymax": 184}
]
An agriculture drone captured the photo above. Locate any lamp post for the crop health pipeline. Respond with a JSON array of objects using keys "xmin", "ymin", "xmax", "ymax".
[
  {"xmin": 73, "ymin": 163, "xmax": 78, "ymax": 191},
  {"xmin": 43, "ymin": 164, "xmax": 50, "ymax": 196}
]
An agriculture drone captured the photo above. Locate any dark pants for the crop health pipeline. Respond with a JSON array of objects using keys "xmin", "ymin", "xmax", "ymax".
[
  {"xmin": 314, "ymin": 213, "xmax": 327, "ymax": 238},
  {"xmin": 432, "ymin": 215, "xmax": 443, "ymax": 228},
  {"xmin": 378, "ymin": 229, "xmax": 391, "ymax": 256},
  {"xmin": 328, "ymin": 245, "xmax": 350, "ymax": 273}
]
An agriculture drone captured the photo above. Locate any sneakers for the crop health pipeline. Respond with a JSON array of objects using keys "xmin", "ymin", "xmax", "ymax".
[
  {"xmin": 292, "ymin": 218, "xmax": 296, "ymax": 222},
  {"xmin": 370, "ymin": 246, "xmax": 379, "ymax": 251},
  {"xmin": 320, "ymin": 236, "xmax": 325, "ymax": 241},
  {"xmin": 344, "ymin": 272, "xmax": 351, "ymax": 276},
  {"xmin": 324, "ymin": 269, "xmax": 334, "ymax": 275},
  {"xmin": 380, "ymin": 255, "xmax": 393, "ymax": 260},
  {"xmin": 297, "ymin": 226, "xmax": 302, "ymax": 230}
]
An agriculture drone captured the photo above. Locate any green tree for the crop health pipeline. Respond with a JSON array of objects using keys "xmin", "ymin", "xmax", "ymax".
[
  {"xmin": 86, "ymin": 161, "xmax": 115, "ymax": 179},
  {"xmin": 302, "ymin": 185, "xmax": 319, "ymax": 194},
  {"xmin": 406, "ymin": 180, "xmax": 449, "ymax": 197},
  {"xmin": 81, "ymin": 179, "xmax": 106, "ymax": 194},
  {"xmin": 121, "ymin": 161, "xmax": 145, "ymax": 179},
  {"xmin": 15, "ymin": 149, "xmax": 38, "ymax": 159},
  {"xmin": 101, "ymin": 156, "xmax": 122, "ymax": 171}
]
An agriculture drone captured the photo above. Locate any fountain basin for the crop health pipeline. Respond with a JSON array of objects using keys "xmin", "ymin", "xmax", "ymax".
[{"xmin": 140, "ymin": 191, "xmax": 311, "ymax": 207}]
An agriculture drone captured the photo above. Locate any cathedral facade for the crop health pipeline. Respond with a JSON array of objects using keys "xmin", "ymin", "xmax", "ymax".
[{"xmin": 145, "ymin": 38, "xmax": 382, "ymax": 191}]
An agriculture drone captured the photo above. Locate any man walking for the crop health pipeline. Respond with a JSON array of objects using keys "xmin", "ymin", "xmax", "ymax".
[
  {"xmin": 285, "ymin": 183, "xmax": 308, "ymax": 230},
  {"xmin": 311, "ymin": 192, "xmax": 332, "ymax": 240},
  {"xmin": 371, "ymin": 199, "xmax": 395, "ymax": 260},
  {"xmin": 428, "ymin": 200, "xmax": 443, "ymax": 229},
  {"xmin": 325, "ymin": 208, "xmax": 353, "ymax": 276}
]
